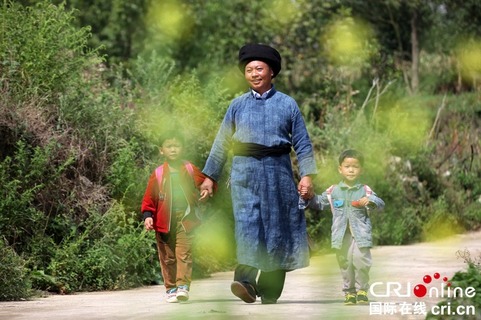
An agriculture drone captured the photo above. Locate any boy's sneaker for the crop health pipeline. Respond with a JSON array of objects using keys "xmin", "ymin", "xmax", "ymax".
[
  {"xmin": 357, "ymin": 290, "xmax": 369, "ymax": 304},
  {"xmin": 166, "ymin": 288, "xmax": 178, "ymax": 303},
  {"xmin": 176, "ymin": 285, "xmax": 189, "ymax": 302},
  {"xmin": 344, "ymin": 293, "xmax": 357, "ymax": 305}
]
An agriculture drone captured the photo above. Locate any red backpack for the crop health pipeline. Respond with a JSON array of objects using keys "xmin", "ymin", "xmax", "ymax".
[
  {"xmin": 155, "ymin": 161, "xmax": 195, "ymax": 193},
  {"xmin": 154, "ymin": 161, "xmax": 201, "ymax": 231}
]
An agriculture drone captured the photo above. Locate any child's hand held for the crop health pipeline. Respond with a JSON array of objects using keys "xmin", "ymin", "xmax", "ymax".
[{"xmin": 199, "ymin": 189, "xmax": 210, "ymax": 201}]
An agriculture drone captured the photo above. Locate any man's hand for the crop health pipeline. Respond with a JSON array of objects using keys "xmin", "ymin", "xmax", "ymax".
[{"xmin": 298, "ymin": 176, "xmax": 314, "ymax": 200}]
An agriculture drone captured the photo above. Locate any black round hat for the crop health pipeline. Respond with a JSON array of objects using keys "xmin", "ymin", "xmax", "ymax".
[{"xmin": 238, "ymin": 43, "xmax": 282, "ymax": 77}]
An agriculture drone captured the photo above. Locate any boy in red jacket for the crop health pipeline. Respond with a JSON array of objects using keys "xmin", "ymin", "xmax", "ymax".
[{"xmin": 141, "ymin": 130, "xmax": 213, "ymax": 303}]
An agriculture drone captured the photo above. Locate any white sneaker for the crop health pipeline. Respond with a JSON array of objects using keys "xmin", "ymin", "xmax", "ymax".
[
  {"xmin": 166, "ymin": 288, "xmax": 178, "ymax": 303},
  {"xmin": 176, "ymin": 285, "xmax": 189, "ymax": 302}
]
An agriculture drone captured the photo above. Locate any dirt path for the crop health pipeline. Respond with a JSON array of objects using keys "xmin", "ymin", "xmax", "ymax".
[{"xmin": 1, "ymin": 231, "xmax": 480, "ymax": 320}]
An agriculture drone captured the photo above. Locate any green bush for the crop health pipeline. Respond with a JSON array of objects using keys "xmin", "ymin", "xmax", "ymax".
[
  {"xmin": 47, "ymin": 202, "xmax": 158, "ymax": 292},
  {"xmin": 426, "ymin": 250, "xmax": 481, "ymax": 320},
  {"xmin": 106, "ymin": 138, "xmax": 147, "ymax": 212},
  {"xmin": 0, "ymin": 1, "xmax": 95, "ymax": 101},
  {"xmin": 0, "ymin": 140, "xmax": 67, "ymax": 254},
  {"xmin": 0, "ymin": 241, "xmax": 30, "ymax": 301}
]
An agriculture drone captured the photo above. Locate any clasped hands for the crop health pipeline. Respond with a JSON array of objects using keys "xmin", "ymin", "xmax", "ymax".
[
  {"xmin": 199, "ymin": 176, "xmax": 314, "ymax": 201},
  {"xmin": 298, "ymin": 175, "xmax": 314, "ymax": 200},
  {"xmin": 199, "ymin": 177, "xmax": 215, "ymax": 201}
]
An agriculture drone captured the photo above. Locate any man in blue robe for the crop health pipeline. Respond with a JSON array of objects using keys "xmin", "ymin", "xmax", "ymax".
[{"xmin": 199, "ymin": 43, "xmax": 317, "ymax": 304}]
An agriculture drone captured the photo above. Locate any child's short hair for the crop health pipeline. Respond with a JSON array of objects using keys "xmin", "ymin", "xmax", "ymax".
[
  {"xmin": 159, "ymin": 129, "xmax": 185, "ymax": 146},
  {"xmin": 339, "ymin": 149, "xmax": 364, "ymax": 166}
]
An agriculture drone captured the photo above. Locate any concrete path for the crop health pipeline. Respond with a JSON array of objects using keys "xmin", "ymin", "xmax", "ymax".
[{"xmin": 1, "ymin": 231, "xmax": 480, "ymax": 320}]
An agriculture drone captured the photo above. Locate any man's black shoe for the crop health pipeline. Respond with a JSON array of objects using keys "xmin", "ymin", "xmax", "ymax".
[{"xmin": 230, "ymin": 281, "xmax": 256, "ymax": 303}]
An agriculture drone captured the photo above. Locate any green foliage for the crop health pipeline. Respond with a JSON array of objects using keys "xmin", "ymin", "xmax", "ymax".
[
  {"xmin": 106, "ymin": 138, "xmax": 146, "ymax": 212},
  {"xmin": 164, "ymin": 0, "xmax": 283, "ymax": 72},
  {"xmin": 428, "ymin": 0, "xmax": 481, "ymax": 53},
  {"xmin": 64, "ymin": 0, "xmax": 148, "ymax": 65},
  {"xmin": 0, "ymin": 140, "xmax": 69, "ymax": 253},
  {"xmin": 426, "ymin": 250, "xmax": 481, "ymax": 320},
  {"xmin": 29, "ymin": 269, "xmax": 58, "ymax": 293},
  {"xmin": 305, "ymin": 209, "xmax": 332, "ymax": 253},
  {"xmin": 1, "ymin": 1, "xmax": 152, "ymax": 298},
  {"xmin": 14, "ymin": 0, "xmax": 149, "ymax": 66},
  {"xmin": 130, "ymin": 51, "xmax": 176, "ymax": 101},
  {"xmin": 48, "ymin": 203, "xmax": 158, "ymax": 292},
  {"xmin": 0, "ymin": 1, "xmax": 95, "ymax": 100},
  {"xmin": 131, "ymin": 50, "xmax": 232, "ymax": 166},
  {"xmin": 0, "ymin": 240, "xmax": 30, "ymax": 301}
]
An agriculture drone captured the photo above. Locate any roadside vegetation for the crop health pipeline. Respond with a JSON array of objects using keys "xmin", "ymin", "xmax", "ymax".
[
  {"xmin": 1, "ymin": 0, "xmax": 480, "ymax": 305},
  {"xmin": 427, "ymin": 250, "xmax": 481, "ymax": 320}
]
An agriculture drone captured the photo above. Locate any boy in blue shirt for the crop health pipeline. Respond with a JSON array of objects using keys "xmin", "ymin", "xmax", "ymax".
[{"xmin": 301, "ymin": 149, "xmax": 384, "ymax": 305}]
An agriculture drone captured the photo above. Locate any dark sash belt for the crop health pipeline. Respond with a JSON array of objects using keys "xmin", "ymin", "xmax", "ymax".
[{"xmin": 232, "ymin": 142, "xmax": 291, "ymax": 159}]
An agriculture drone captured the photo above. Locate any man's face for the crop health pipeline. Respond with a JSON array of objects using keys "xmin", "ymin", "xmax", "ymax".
[{"xmin": 244, "ymin": 60, "xmax": 273, "ymax": 94}]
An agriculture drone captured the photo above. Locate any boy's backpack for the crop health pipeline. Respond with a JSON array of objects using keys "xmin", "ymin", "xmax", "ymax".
[
  {"xmin": 155, "ymin": 161, "xmax": 195, "ymax": 193},
  {"xmin": 326, "ymin": 184, "xmax": 372, "ymax": 212}
]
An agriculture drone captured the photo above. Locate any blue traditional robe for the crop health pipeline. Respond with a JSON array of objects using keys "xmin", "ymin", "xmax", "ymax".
[{"xmin": 203, "ymin": 87, "xmax": 317, "ymax": 271}]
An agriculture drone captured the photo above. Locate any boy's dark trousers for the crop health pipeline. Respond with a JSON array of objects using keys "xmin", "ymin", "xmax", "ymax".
[
  {"xmin": 234, "ymin": 264, "xmax": 286, "ymax": 301},
  {"xmin": 155, "ymin": 211, "xmax": 194, "ymax": 291}
]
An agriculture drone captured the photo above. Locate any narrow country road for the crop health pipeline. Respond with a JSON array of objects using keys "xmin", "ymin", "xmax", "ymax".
[{"xmin": 1, "ymin": 231, "xmax": 480, "ymax": 320}]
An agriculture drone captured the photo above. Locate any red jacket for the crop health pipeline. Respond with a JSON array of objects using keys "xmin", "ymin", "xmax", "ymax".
[{"xmin": 141, "ymin": 161, "xmax": 212, "ymax": 233}]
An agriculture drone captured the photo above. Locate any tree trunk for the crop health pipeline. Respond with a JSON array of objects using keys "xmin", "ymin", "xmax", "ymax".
[{"xmin": 410, "ymin": 10, "xmax": 420, "ymax": 94}]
